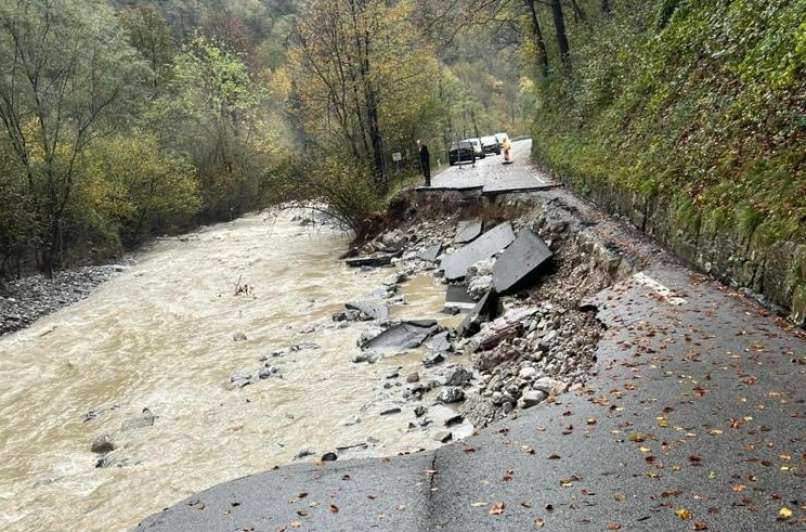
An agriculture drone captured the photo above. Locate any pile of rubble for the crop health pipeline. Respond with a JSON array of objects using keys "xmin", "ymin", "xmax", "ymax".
[{"xmin": 339, "ymin": 197, "xmax": 627, "ymax": 428}]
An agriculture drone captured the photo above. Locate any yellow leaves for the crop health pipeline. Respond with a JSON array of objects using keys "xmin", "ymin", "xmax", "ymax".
[
  {"xmin": 628, "ymin": 432, "xmax": 648, "ymax": 442},
  {"xmin": 489, "ymin": 502, "xmax": 505, "ymax": 515},
  {"xmin": 674, "ymin": 507, "xmax": 692, "ymax": 520},
  {"xmin": 777, "ymin": 507, "xmax": 793, "ymax": 520}
]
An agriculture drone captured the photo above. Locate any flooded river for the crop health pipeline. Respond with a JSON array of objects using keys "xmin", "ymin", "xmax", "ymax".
[{"xmin": 0, "ymin": 212, "xmax": 457, "ymax": 531}]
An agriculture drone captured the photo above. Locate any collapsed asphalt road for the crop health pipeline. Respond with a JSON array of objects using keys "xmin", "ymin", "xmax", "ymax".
[{"xmin": 138, "ymin": 143, "xmax": 805, "ymax": 531}]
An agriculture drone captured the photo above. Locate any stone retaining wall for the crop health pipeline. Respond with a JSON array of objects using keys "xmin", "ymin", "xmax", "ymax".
[{"xmin": 545, "ymin": 171, "xmax": 805, "ymax": 327}]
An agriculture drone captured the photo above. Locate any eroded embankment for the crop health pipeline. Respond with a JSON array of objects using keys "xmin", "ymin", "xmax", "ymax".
[{"xmin": 344, "ymin": 187, "xmax": 653, "ymax": 432}]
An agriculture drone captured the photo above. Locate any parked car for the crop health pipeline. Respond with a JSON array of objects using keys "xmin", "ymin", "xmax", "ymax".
[
  {"xmin": 463, "ymin": 138, "xmax": 486, "ymax": 159},
  {"xmin": 480, "ymin": 135, "xmax": 501, "ymax": 155},
  {"xmin": 448, "ymin": 140, "xmax": 475, "ymax": 165}
]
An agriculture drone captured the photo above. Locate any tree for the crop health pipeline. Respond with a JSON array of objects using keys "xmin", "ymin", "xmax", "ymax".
[
  {"xmin": 0, "ymin": 0, "xmax": 148, "ymax": 273},
  {"xmin": 150, "ymin": 37, "xmax": 279, "ymax": 220},
  {"xmin": 118, "ymin": 5, "xmax": 177, "ymax": 97},
  {"xmin": 524, "ymin": 0, "xmax": 549, "ymax": 78},
  {"xmin": 291, "ymin": 0, "xmax": 441, "ymax": 189},
  {"xmin": 549, "ymin": 0, "xmax": 571, "ymax": 69}
]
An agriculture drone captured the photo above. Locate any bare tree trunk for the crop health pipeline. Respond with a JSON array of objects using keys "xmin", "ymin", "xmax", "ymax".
[
  {"xmin": 524, "ymin": 0, "xmax": 549, "ymax": 78},
  {"xmin": 549, "ymin": 0, "xmax": 571, "ymax": 70},
  {"xmin": 568, "ymin": 0, "xmax": 587, "ymax": 22}
]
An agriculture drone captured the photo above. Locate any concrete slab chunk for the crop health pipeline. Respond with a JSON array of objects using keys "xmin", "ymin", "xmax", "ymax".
[
  {"xmin": 346, "ymin": 300, "xmax": 389, "ymax": 322},
  {"xmin": 417, "ymin": 243, "xmax": 442, "ymax": 262},
  {"xmin": 361, "ymin": 321, "xmax": 439, "ymax": 353},
  {"xmin": 492, "ymin": 229, "xmax": 553, "ymax": 293},
  {"xmin": 457, "ymin": 289, "xmax": 499, "ymax": 338},
  {"xmin": 444, "ymin": 285, "xmax": 476, "ymax": 312},
  {"xmin": 441, "ymin": 222, "xmax": 515, "ymax": 281},
  {"xmin": 454, "ymin": 220, "xmax": 483, "ymax": 244}
]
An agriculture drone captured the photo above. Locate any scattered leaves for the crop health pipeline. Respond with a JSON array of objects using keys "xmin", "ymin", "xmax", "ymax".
[{"xmin": 489, "ymin": 502, "xmax": 505, "ymax": 516}]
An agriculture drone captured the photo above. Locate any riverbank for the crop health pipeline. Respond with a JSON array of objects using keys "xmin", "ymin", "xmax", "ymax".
[
  {"xmin": 0, "ymin": 210, "xmax": 469, "ymax": 531},
  {"xmin": 0, "ymin": 264, "xmax": 128, "ymax": 336}
]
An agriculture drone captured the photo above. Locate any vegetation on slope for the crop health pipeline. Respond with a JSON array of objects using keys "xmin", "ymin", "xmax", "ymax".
[{"xmin": 527, "ymin": 0, "xmax": 805, "ymax": 245}]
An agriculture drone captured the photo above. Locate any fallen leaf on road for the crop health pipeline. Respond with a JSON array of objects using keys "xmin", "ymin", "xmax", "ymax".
[
  {"xmin": 607, "ymin": 523, "xmax": 621, "ymax": 530},
  {"xmin": 489, "ymin": 502, "xmax": 505, "ymax": 515},
  {"xmin": 329, "ymin": 504, "xmax": 339, "ymax": 513},
  {"xmin": 534, "ymin": 517, "xmax": 545, "ymax": 528},
  {"xmin": 692, "ymin": 523, "xmax": 708, "ymax": 530},
  {"xmin": 777, "ymin": 507, "xmax": 792, "ymax": 520},
  {"xmin": 675, "ymin": 507, "xmax": 692, "ymax": 520}
]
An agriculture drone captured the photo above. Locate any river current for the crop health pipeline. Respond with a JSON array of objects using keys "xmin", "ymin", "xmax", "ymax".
[{"xmin": 0, "ymin": 211, "xmax": 454, "ymax": 531}]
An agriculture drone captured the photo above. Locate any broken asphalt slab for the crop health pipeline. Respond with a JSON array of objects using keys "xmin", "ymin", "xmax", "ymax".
[
  {"xmin": 457, "ymin": 289, "xmax": 499, "ymax": 338},
  {"xmin": 344, "ymin": 252, "xmax": 398, "ymax": 268},
  {"xmin": 360, "ymin": 320, "xmax": 439, "ymax": 353},
  {"xmin": 492, "ymin": 229, "xmax": 552, "ymax": 294},
  {"xmin": 454, "ymin": 220, "xmax": 483, "ymax": 244},
  {"xmin": 417, "ymin": 243, "xmax": 442, "ymax": 262},
  {"xmin": 138, "ymin": 263, "xmax": 806, "ymax": 532},
  {"xmin": 345, "ymin": 300, "xmax": 389, "ymax": 322},
  {"xmin": 444, "ymin": 284, "xmax": 476, "ymax": 312},
  {"xmin": 441, "ymin": 222, "xmax": 515, "ymax": 281}
]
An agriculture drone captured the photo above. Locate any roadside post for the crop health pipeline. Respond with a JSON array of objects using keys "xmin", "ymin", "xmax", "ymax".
[{"xmin": 392, "ymin": 152, "xmax": 402, "ymax": 177}]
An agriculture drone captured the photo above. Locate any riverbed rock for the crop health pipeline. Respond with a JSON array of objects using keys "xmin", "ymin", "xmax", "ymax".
[
  {"xmin": 434, "ymin": 430, "xmax": 453, "ymax": 443},
  {"xmin": 295, "ymin": 448, "xmax": 315, "ymax": 460},
  {"xmin": 438, "ymin": 387, "xmax": 465, "ymax": 403},
  {"xmin": 427, "ymin": 331, "xmax": 453, "ymax": 353},
  {"xmin": 90, "ymin": 435, "xmax": 116, "ymax": 454},
  {"xmin": 406, "ymin": 372, "xmax": 420, "ymax": 383},
  {"xmin": 385, "ymin": 366, "xmax": 401, "ymax": 379},
  {"xmin": 121, "ymin": 409, "xmax": 156, "ymax": 431},
  {"xmin": 346, "ymin": 300, "xmax": 389, "ymax": 322},
  {"xmin": 351, "ymin": 351, "xmax": 382, "ymax": 364},
  {"xmin": 422, "ymin": 352, "xmax": 445, "ymax": 368},
  {"xmin": 380, "ymin": 406, "xmax": 402, "ymax": 416},
  {"xmin": 444, "ymin": 366, "xmax": 472, "ymax": 386},
  {"xmin": 321, "ymin": 452, "xmax": 338, "ymax": 462},
  {"xmin": 414, "ymin": 405, "xmax": 427, "ymax": 417},
  {"xmin": 258, "ymin": 365, "xmax": 280, "ymax": 379}
]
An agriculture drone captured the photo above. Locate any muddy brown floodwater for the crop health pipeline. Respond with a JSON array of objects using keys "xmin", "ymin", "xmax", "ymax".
[{"xmin": 0, "ymin": 211, "xmax": 457, "ymax": 531}]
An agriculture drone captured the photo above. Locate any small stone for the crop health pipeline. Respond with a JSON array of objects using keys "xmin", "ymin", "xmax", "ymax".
[
  {"xmin": 444, "ymin": 366, "xmax": 472, "ymax": 387},
  {"xmin": 414, "ymin": 406, "xmax": 427, "ymax": 417},
  {"xmin": 385, "ymin": 366, "xmax": 402, "ymax": 379},
  {"xmin": 406, "ymin": 372, "xmax": 420, "ymax": 383},
  {"xmin": 423, "ymin": 352, "xmax": 445, "ymax": 368},
  {"xmin": 438, "ymin": 387, "xmax": 465, "ymax": 404},
  {"xmin": 341, "ymin": 415, "xmax": 361, "ymax": 427},
  {"xmin": 434, "ymin": 431, "xmax": 453, "ymax": 443},
  {"xmin": 445, "ymin": 413, "xmax": 464, "ymax": 427},
  {"xmin": 380, "ymin": 407, "xmax": 402, "ymax": 416},
  {"xmin": 321, "ymin": 452, "xmax": 338, "ymax": 462},
  {"xmin": 296, "ymin": 448, "xmax": 315, "ymax": 459},
  {"xmin": 233, "ymin": 332, "xmax": 248, "ymax": 342},
  {"xmin": 518, "ymin": 366, "xmax": 538, "ymax": 380},
  {"xmin": 518, "ymin": 389, "xmax": 547, "ymax": 409},
  {"xmin": 90, "ymin": 435, "xmax": 115, "ymax": 454}
]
